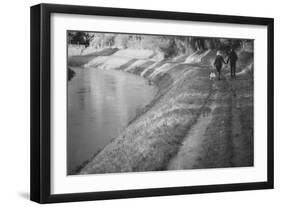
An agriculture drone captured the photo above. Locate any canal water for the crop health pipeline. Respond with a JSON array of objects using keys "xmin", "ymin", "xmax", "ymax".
[{"xmin": 67, "ymin": 67, "xmax": 157, "ymax": 174}]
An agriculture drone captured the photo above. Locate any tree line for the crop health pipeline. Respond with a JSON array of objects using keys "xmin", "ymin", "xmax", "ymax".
[{"xmin": 68, "ymin": 31, "xmax": 253, "ymax": 59}]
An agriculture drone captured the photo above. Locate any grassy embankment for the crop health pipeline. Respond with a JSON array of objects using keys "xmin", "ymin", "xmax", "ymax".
[
  {"xmin": 67, "ymin": 48, "xmax": 119, "ymax": 81},
  {"xmin": 68, "ymin": 48, "xmax": 119, "ymax": 66},
  {"xmin": 68, "ymin": 48, "xmax": 254, "ymax": 174}
]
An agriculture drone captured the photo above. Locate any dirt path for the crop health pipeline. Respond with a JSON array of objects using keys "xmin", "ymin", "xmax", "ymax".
[
  {"xmin": 227, "ymin": 75, "xmax": 254, "ymax": 167},
  {"xmin": 167, "ymin": 71, "xmax": 253, "ymax": 170},
  {"xmin": 167, "ymin": 89, "xmax": 217, "ymax": 169}
]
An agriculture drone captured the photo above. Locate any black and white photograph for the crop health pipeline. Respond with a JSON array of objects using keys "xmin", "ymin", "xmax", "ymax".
[
  {"xmin": 67, "ymin": 31, "xmax": 254, "ymax": 175},
  {"xmin": 28, "ymin": 2, "xmax": 274, "ymax": 204}
]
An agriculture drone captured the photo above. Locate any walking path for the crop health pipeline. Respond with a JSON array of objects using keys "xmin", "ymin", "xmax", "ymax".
[{"xmin": 167, "ymin": 71, "xmax": 253, "ymax": 170}]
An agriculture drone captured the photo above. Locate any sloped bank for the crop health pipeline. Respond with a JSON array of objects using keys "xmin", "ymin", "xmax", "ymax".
[{"xmin": 76, "ymin": 49, "xmax": 217, "ymax": 174}]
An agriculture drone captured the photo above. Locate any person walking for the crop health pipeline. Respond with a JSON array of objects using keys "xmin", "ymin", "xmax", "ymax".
[
  {"xmin": 227, "ymin": 48, "xmax": 238, "ymax": 78},
  {"xmin": 213, "ymin": 51, "xmax": 226, "ymax": 80}
]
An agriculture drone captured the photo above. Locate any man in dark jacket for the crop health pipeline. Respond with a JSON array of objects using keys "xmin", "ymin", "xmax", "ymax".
[{"xmin": 227, "ymin": 48, "xmax": 238, "ymax": 78}]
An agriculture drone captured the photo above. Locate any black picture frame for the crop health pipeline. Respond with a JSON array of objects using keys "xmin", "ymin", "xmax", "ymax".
[{"xmin": 30, "ymin": 3, "xmax": 274, "ymax": 204}]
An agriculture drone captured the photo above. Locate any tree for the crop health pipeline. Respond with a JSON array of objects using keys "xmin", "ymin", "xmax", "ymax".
[{"xmin": 68, "ymin": 32, "xmax": 94, "ymax": 47}]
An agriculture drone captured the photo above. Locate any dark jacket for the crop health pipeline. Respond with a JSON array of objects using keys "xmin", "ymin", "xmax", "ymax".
[
  {"xmin": 214, "ymin": 55, "xmax": 226, "ymax": 69},
  {"xmin": 227, "ymin": 51, "xmax": 238, "ymax": 64}
]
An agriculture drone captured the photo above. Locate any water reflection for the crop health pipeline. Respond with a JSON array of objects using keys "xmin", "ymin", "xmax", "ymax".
[{"xmin": 67, "ymin": 67, "xmax": 157, "ymax": 174}]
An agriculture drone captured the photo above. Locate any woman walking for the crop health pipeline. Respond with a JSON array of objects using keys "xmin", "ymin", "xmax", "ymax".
[{"xmin": 213, "ymin": 51, "xmax": 226, "ymax": 80}]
